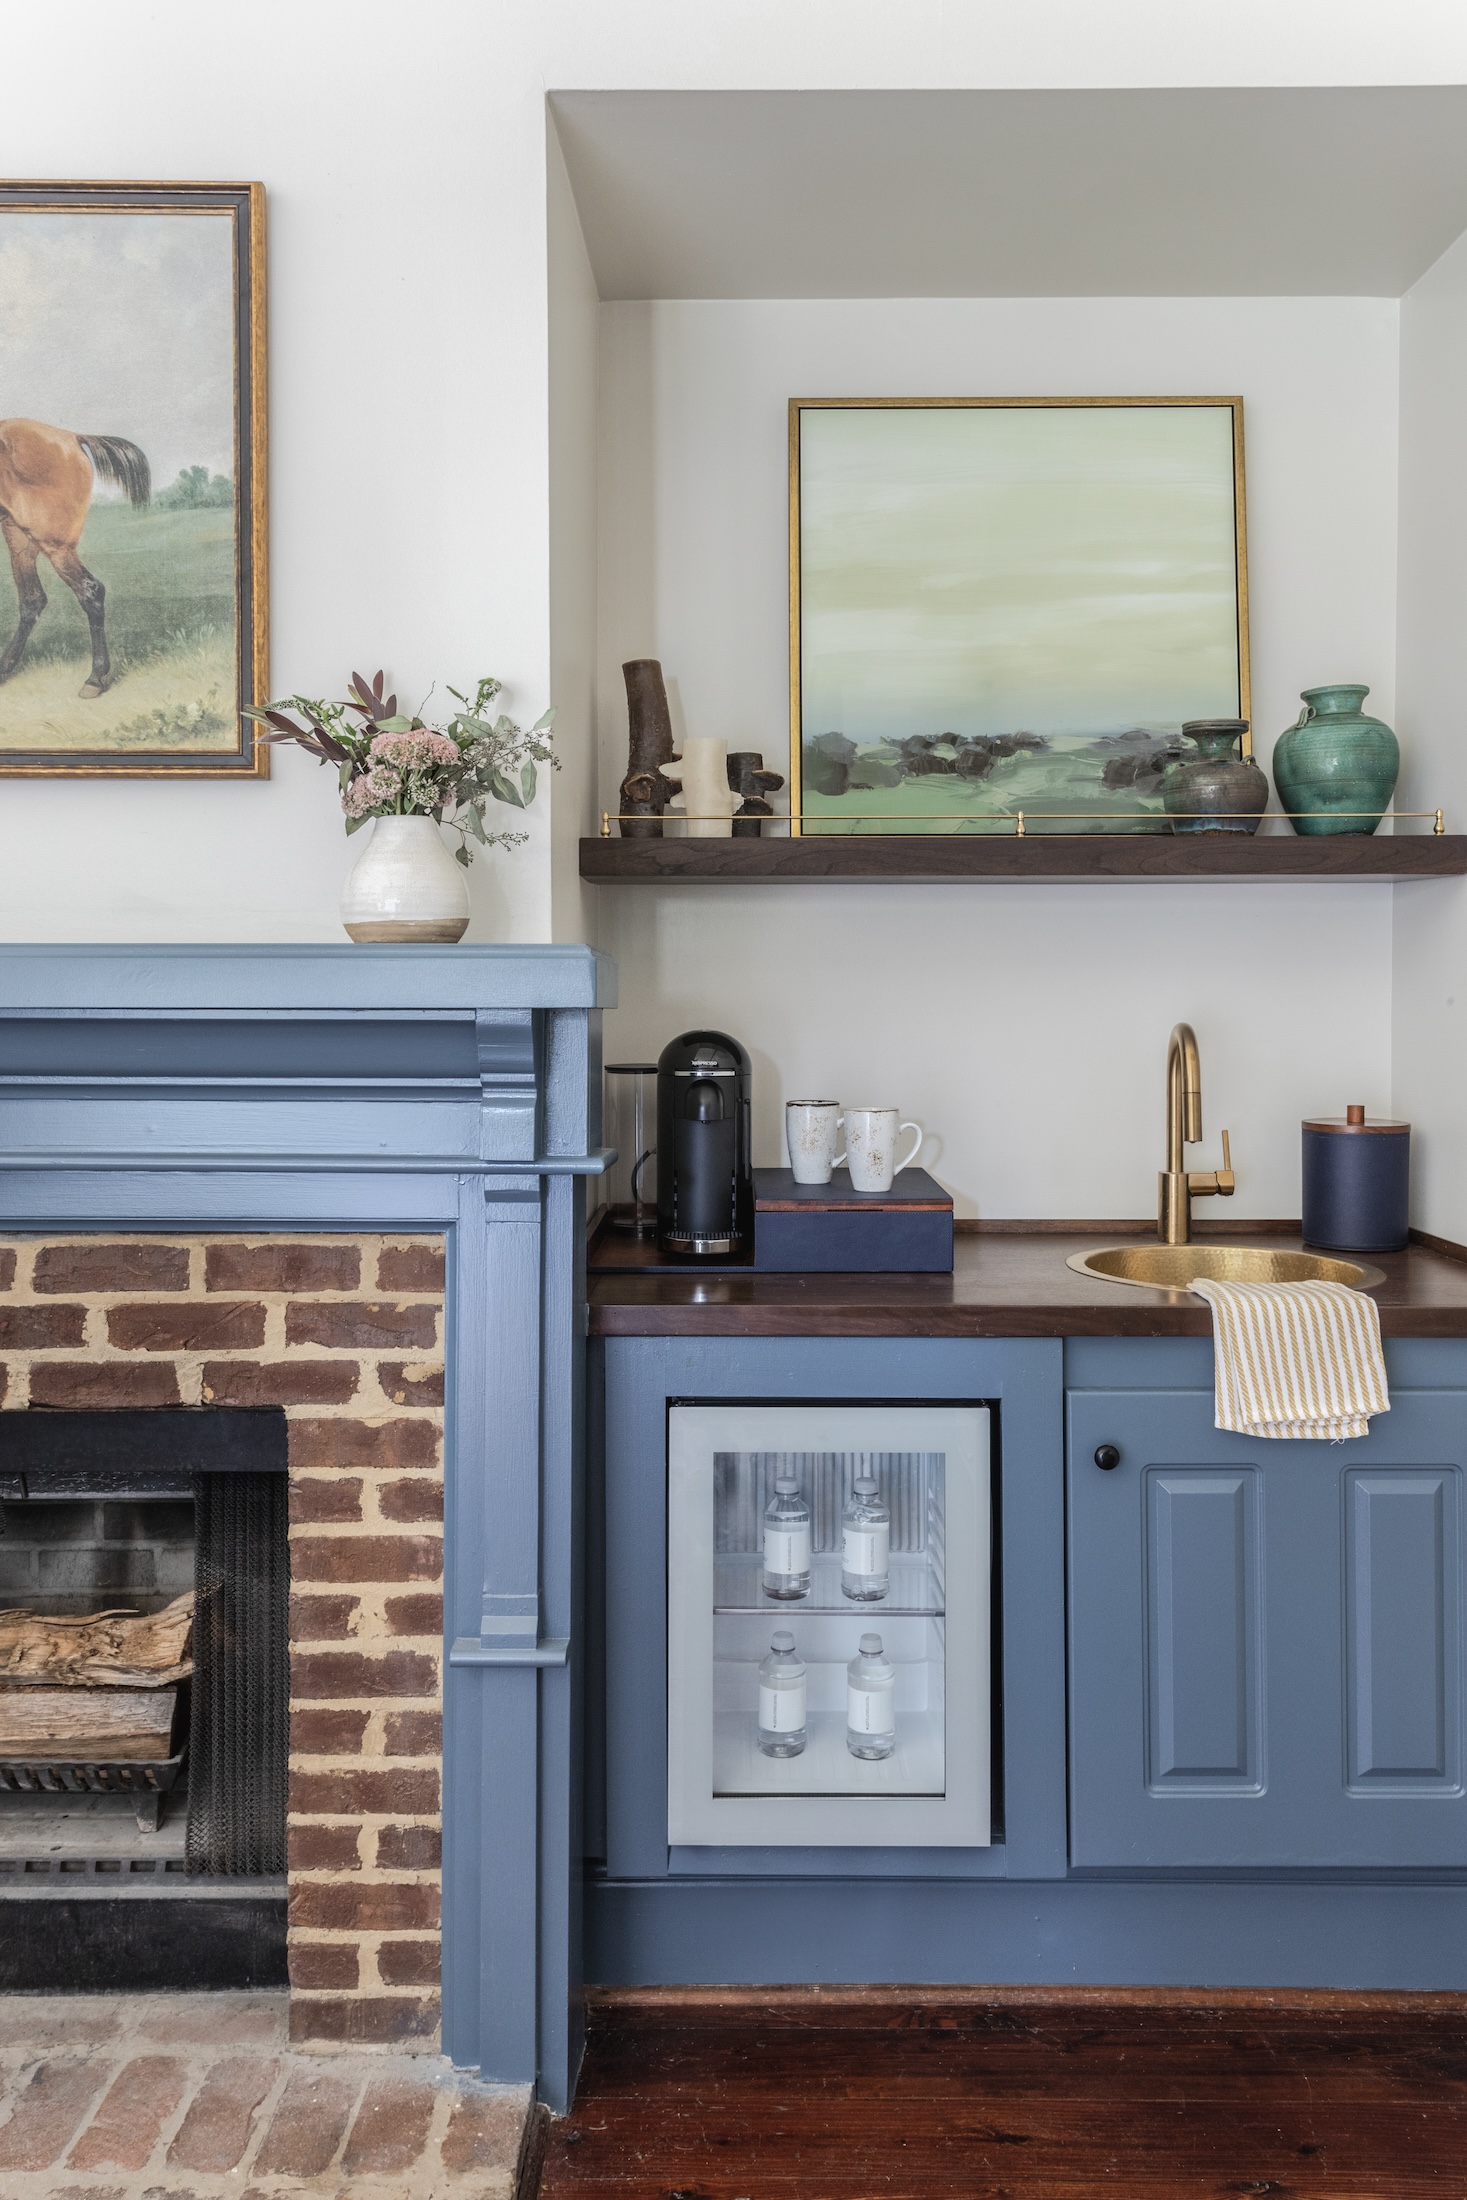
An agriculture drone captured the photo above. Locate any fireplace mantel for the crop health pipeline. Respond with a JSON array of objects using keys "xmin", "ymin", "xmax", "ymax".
[
  {"xmin": 0, "ymin": 943, "xmax": 613, "ymax": 1176},
  {"xmin": 0, "ymin": 943, "xmax": 614, "ymax": 2110}
]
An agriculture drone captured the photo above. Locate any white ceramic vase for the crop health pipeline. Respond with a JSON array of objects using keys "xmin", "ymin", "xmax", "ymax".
[
  {"xmin": 339, "ymin": 815, "xmax": 471, "ymax": 943},
  {"xmin": 662, "ymin": 738, "xmax": 738, "ymax": 837}
]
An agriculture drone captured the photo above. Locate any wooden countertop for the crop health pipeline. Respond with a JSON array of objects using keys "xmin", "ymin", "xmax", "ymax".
[{"xmin": 587, "ymin": 1225, "xmax": 1467, "ymax": 1338}]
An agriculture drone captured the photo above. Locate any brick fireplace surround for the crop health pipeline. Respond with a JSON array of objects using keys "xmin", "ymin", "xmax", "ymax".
[
  {"xmin": 0, "ymin": 944, "xmax": 610, "ymax": 2112},
  {"xmin": 0, "ymin": 1230, "xmax": 447, "ymax": 2047}
]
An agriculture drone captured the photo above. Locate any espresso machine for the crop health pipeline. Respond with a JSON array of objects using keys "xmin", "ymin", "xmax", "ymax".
[{"xmin": 656, "ymin": 1031, "xmax": 753, "ymax": 1257}]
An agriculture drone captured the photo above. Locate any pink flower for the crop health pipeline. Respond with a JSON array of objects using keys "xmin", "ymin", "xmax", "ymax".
[
  {"xmin": 368, "ymin": 729, "xmax": 460, "ymax": 770},
  {"xmin": 343, "ymin": 765, "xmax": 403, "ymax": 818}
]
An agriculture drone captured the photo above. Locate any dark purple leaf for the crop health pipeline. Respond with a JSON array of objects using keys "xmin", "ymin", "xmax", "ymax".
[{"xmin": 350, "ymin": 670, "xmax": 393, "ymax": 720}]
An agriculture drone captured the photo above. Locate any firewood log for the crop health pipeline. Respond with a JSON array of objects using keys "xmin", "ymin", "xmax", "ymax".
[{"xmin": 0, "ymin": 1687, "xmax": 176, "ymax": 1760}]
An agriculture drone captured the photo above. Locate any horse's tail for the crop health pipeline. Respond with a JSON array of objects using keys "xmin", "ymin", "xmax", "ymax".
[{"xmin": 78, "ymin": 434, "xmax": 151, "ymax": 508}]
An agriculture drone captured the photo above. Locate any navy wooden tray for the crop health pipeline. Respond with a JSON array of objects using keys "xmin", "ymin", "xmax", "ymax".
[{"xmin": 753, "ymin": 1166, "xmax": 954, "ymax": 1273}]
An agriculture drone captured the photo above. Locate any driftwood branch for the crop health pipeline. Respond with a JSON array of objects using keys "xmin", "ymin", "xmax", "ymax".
[{"xmin": 0, "ymin": 1592, "xmax": 194, "ymax": 1690}]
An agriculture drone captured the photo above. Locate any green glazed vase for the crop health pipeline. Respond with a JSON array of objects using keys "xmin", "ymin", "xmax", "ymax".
[{"xmin": 1272, "ymin": 684, "xmax": 1399, "ymax": 837}]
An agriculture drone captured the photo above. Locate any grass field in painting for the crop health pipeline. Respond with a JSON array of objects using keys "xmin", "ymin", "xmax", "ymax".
[
  {"xmin": 0, "ymin": 503, "xmax": 237, "ymax": 753},
  {"xmin": 801, "ymin": 737, "xmax": 1174, "ymax": 836}
]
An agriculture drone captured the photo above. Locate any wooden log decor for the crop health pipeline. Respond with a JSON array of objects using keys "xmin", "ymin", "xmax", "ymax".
[
  {"xmin": 619, "ymin": 659, "xmax": 678, "ymax": 838},
  {"xmin": 0, "ymin": 1591, "xmax": 194, "ymax": 1688},
  {"xmin": 0, "ymin": 1686, "xmax": 176, "ymax": 1760}
]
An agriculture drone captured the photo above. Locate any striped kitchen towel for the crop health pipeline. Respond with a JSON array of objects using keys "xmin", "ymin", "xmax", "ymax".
[{"xmin": 1191, "ymin": 1278, "xmax": 1389, "ymax": 1440}]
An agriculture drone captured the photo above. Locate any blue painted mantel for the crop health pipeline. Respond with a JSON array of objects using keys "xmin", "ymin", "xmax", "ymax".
[{"xmin": 0, "ymin": 943, "xmax": 614, "ymax": 2110}]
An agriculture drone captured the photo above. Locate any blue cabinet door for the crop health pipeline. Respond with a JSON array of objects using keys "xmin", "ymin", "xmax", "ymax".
[{"xmin": 1068, "ymin": 1390, "xmax": 1467, "ymax": 1868}]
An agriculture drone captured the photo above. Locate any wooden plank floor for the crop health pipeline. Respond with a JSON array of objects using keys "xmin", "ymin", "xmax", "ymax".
[{"xmin": 538, "ymin": 1987, "xmax": 1467, "ymax": 2199}]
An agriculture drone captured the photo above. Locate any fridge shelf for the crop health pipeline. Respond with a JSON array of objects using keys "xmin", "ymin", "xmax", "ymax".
[
  {"xmin": 713, "ymin": 1664, "xmax": 945, "ymax": 1798},
  {"xmin": 714, "ymin": 1551, "xmax": 943, "ymax": 1617}
]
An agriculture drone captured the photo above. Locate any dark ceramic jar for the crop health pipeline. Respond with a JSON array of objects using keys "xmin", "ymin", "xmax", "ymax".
[
  {"xmin": 1302, "ymin": 1105, "xmax": 1410, "ymax": 1253},
  {"xmin": 1163, "ymin": 719, "xmax": 1269, "ymax": 834}
]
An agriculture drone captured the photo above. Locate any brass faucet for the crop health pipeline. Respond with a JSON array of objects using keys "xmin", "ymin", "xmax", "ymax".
[{"xmin": 1159, "ymin": 1022, "xmax": 1235, "ymax": 1244}]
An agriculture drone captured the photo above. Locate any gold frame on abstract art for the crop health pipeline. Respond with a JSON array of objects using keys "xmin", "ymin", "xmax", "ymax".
[
  {"xmin": 788, "ymin": 396, "xmax": 1250, "ymax": 836},
  {"xmin": 0, "ymin": 180, "xmax": 268, "ymax": 778}
]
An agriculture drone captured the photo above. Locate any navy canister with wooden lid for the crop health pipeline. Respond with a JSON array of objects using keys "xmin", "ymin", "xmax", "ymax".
[{"xmin": 1302, "ymin": 1105, "xmax": 1410, "ymax": 1252}]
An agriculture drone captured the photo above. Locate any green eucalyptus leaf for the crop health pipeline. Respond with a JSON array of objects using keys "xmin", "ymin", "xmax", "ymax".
[
  {"xmin": 455, "ymin": 843, "xmax": 472, "ymax": 867},
  {"xmin": 520, "ymin": 762, "xmax": 537, "ymax": 803},
  {"xmin": 489, "ymin": 770, "xmax": 524, "ymax": 809}
]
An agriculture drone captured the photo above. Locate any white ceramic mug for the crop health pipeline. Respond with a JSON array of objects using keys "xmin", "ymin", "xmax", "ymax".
[
  {"xmin": 842, "ymin": 1108, "xmax": 922, "ymax": 1194},
  {"xmin": 786, "ymin": 1099, "xmax": 845, "ymax": 1185}
]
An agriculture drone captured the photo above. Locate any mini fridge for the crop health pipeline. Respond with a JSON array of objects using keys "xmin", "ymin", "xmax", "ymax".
[{"xmin": 667, "ymin": 1403, "xmax": 991, "ymax": 1846}]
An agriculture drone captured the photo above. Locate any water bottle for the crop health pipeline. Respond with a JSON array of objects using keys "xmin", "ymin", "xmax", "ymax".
[
  {"xmin": 757, "ymin": 1630, "xmax": 807, "ymax": 1757},
  {"xmin": 846, "ymin": 1632, "xmax": 896, "ymax": 1760},
  {"xmin": 762, "ymin": 1474, "xmax": 810, "ymax": 1600},
  {"xmin": 841, "ymin": 1475, "xmax": 890, "ymax": 1602}
]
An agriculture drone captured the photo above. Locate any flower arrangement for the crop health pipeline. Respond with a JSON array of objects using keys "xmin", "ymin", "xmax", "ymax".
[{"xmin": 247, "ymin": 670, "xmax": 556, "ymax": 864}]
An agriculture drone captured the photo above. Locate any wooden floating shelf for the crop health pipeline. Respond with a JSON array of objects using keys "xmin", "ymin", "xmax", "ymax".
[{"xmin": 581, "ymin": 834, "xmax": 1467, "ymax": 885}]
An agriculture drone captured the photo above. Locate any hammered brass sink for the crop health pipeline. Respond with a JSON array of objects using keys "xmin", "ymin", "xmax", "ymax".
[{"xmin": 1068, "ymin": 1244, "xmax": 1385, "ymax": 1294}]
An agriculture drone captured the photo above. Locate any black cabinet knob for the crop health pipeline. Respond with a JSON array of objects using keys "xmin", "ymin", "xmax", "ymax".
[{"xmin": 1094, "ymin": 1444, "xmax": 1121, "ymax": 1471}]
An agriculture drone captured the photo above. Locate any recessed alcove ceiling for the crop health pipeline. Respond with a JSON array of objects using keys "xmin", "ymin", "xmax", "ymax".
[{"xmin": 549, "ymin": 86, "xmax": 1467, "ymax": 299}]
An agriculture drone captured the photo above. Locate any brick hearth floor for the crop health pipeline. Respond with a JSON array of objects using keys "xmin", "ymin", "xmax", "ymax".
[{"xmin": 0, "ymin": 1993, "xmax": 532, "ymax": 2200}]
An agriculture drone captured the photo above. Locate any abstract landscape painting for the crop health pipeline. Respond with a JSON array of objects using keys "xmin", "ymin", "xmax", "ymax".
[
  {"xmin": 790, "ymin": 398, "xmax": 1247, "ymax": 835},
  {"xmin": 0, "ymin": 183, "xmax": 266, "ymax": 776}
]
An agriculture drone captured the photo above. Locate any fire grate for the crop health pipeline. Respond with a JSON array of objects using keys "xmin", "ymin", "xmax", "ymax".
[
  {"xmin": 0, "ymin": 1750, "xmax": 185, "ymax": 1833},
  {"xmin": 0, "ymin": 1855, "xmax": 189, "ymax": 1877}
]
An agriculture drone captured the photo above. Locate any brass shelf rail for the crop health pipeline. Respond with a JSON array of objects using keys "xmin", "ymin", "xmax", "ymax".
[{"xmin": 600, "ymin": 808, "xmax": 1447, "ymax": 838}]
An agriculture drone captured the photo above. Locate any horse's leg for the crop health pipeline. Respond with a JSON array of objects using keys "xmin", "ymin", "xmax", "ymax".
[
  {"xmin": 0, "ymin": 518, "xmax": 46, "ymax": 681},
  {"xmin": 47, "ymin": 543, "xmax": 109, "ymax": 697}
]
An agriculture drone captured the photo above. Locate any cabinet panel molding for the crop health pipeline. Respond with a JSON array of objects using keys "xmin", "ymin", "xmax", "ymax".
[
  {"xmin": 1145, "ymin": 1469, "xmax": 1263, "ymax": 1792},
  {"xmin": 1345, "ymin": 1469, "xmax": 1462, "ymax": 1792}
]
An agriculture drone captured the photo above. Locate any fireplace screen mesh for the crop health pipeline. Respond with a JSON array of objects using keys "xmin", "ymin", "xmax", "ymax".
[{"xmin": 187, "ymin": 1473, "xmax": 289, "ymax": 1876}]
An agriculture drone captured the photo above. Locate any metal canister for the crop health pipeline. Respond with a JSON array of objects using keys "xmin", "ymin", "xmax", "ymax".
[{"xmin": 1302, "ymin": 1105, "xmax": 1410, "ymax": 1252}]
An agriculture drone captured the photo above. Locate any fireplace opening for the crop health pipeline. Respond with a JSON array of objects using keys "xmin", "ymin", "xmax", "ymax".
[{"xmin": 0, "ymin": 1409, "xmax": 289, "ymax": 1987}]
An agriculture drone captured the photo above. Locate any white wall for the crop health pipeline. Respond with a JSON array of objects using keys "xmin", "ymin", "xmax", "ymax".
[
  {"xmin": 6, "ymin": 0, "xmax": 1465, "ymax": 1224},
  {"xmin": 1394, "ymin": 227, "xmax": 1467, "ymax": 1240},
  {"xmin": 0, "ymin": 0, "xmax": 559, "ymax": 944},
  {"xmin": 1, "ymin": 0, "xmax": 1462, "ymax": 954},
  {"xmin": 548, "ymin": 125, "xmax": 603, "ymax": 949},
  {"xmin": 595, "ymin": 297, "xmax": 1400, "ymax": 1217}
]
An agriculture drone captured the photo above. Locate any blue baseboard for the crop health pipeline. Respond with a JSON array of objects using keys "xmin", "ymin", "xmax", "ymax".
[{"xmin": 587, "ymin": 1876, "xmax": 1467, "ymax": 1992}]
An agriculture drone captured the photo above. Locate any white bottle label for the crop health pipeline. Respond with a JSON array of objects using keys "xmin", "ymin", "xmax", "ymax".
[
  {"xmin": 764, "ymin": 1524, "xmax": 810, "ymax": 1577},
  {"xmin": 848, "ymin": 1682, "xmax": 896, "ymax": 1735},
  {"xmin": 843, "ymin": 1524, "xmax": 890, "ymax": 1577},
  {"xmin": 760, "ymin": 1681, "xmax": 806, "ymax": 1732}
]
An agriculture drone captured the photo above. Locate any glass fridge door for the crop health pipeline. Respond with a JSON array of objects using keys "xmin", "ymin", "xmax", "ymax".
[{"xmin": 668, "ymin": 1403, "xmax": 990, "ymax": 1848}]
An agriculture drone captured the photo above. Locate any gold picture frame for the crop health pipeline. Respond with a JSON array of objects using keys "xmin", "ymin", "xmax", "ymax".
[
  {"xmin": 788, "ymin": 396, "xmax": 1250, "ymax": 836},
  {"xmin": 0, "ymin": 180, "xmax": 268, "ymax": 777}
]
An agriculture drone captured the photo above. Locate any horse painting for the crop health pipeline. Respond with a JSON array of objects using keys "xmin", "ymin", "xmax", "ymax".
[{"xmin": 0, "ymin": 418, "xmax": 151, "ymax": 698}]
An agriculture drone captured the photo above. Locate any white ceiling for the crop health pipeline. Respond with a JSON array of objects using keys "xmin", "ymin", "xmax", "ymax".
[{"xmin": 550, "ymin": 87, "xmax": 1467, "ymax": 299}]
